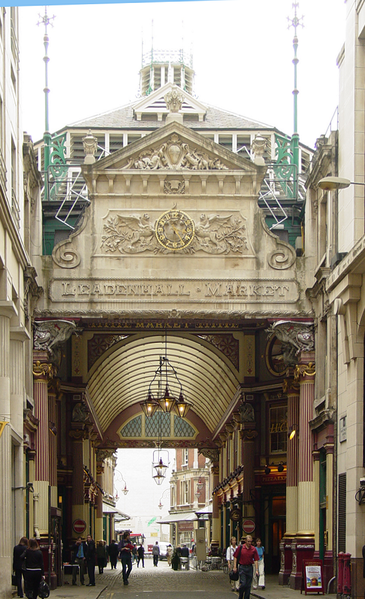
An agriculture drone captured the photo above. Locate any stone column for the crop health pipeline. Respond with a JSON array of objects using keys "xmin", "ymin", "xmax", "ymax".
[
  {"xmin": 211, "ymin": 463, "xmax": 220, "ymax": 543},
  {"xmin": 70, "ymin": 429, "xmax": 87, "ymax": 524},
  {"xmin": 290, "ymin": 354, "xmax": 316, "ymax": 590},
  {"xmin": 33, "ymin": 351, "xmax": 54, "ymax": 537},
  {"xmin": 95, "ymin": 455, "xmax": 104, "ymax": 542},
  {"xmin": 240, "ymin": 427, "xmax": 257, "ymax": 504},
  {"xmin": 48, "ymin": 380, "xmax": 59, "ymax": 510},
  {"xmin": 0, "ymin": 312, "xmax": 12, "ymax": 598},
  {"xmin": 10, "ymin": 329, "xmax": 28, "ymax": 543},
  {"xmin": 279, "ymin": 377, "xmax": 299, "ymax": 584}
]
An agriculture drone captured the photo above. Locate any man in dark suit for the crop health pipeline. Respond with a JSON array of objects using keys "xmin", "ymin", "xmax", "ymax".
[
  {"xmin": 13, "ymin": 537, "xmax": 28, "ymax": 597},
  {"xmin": 85, "ymin": 534, "xmax": 96, "ymax": 586}
]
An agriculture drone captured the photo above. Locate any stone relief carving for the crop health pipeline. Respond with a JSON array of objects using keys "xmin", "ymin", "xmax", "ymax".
[
  {"xmin": 193, "ymin": 214, "xmax": 248, "ymax": 254},
  {"xmin": 164, "ymin": 179, "xmax": 185, "ymax": 194},
  {"xmin": 34, "ymin": 319, "xmax": 78, "ymax": 365},
  {"xmin": 239, "ymin": 402, "xmax": 255, "ymax": 422},
  {"xmin": 164, "ymin": 88, "xmax": 184, "ymax": 113},
  {"xmin": 101, "ymin": 212, "xmax": 248, "ymax": 255},
  {"xmin": 266, "ymin": 320, "xmax": 314, "ymax": 365},
  {"xmin": 72, "ymin": 402, "xmax": 90, "ymax": 423},
  {"xmin": 124, "ymin": 134, "xmax": 228, "ymax": 171},
  {"xmin": 34, "ymin": 320, "xmax": 77, "ymax": 353}
]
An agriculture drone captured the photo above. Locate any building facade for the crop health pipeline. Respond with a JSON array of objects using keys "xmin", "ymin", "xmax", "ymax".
[
  {"xmin": 0, "ymin": 7, "xmax": 43, "ymax": 598},
  {"xmin": 4, "ymin": 32, "xmax": 355, "ymax": 598}
]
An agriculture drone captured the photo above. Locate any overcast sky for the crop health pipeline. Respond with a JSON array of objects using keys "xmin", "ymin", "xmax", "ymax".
[
  {"xmin": 19, "ymin": 0, "xmax": 345, "ymax": 149},
  {"xmin": 116, "ymin": 448, "xmax": 173, "ymax": 519}
]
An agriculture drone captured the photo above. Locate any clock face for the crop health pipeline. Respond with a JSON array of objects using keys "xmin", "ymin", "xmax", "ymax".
[{"xmin": 155, "ymin": 210, "xmax": 195, "ymax": 251}]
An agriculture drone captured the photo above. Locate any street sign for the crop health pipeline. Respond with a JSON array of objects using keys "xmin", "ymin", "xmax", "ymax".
[
  {"xmin": 73, "ymin": 519, "xmax": 86, "ymax": 534},
  {"xmin": 242, "ymin": 519, "xmax": 255, "ymax": 534}
]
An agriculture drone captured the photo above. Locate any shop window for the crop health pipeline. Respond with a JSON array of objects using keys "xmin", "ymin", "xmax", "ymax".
[{"xmin": 269, "ymin": 405, "xmax": 287, "ymax": 453}]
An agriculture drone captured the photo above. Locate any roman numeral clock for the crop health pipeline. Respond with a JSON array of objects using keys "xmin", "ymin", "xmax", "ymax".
[{"xmin": 155, "ymin": 210, "xmax": 195, "ymax": 251}]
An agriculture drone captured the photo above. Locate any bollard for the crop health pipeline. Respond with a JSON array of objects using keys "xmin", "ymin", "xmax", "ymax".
[
  {"xmin": 337, "ymin": 552, "xmax": 344, "ymax": 595},
  {"xmin": 343, "ymin": 552, "xmax": 352, "ymax": 595}
]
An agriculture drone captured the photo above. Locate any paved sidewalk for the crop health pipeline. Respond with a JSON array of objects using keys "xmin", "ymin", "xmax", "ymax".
[
  {"xmin": 251, "ymin": 575, "xmax": 334, "ymax": 599},
  {"xmin": 48, "ymin": 563, "xmax": 335, "ymax": 599}
]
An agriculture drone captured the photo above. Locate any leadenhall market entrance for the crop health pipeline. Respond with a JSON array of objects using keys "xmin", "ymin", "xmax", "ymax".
[{"xmin": 30, "ymin": 117, "xmax": 318, "ymax": 587}]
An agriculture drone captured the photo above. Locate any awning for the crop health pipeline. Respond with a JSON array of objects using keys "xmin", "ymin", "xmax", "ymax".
[
  {"xmin": 158, "ymin": 512, "xmax": 198, "ymax": 524},
  {"xmin": 195, "ymin": 504, "xmax": 213, "ymax": 515},
  {"xmin": 103, "ymin": 502, "xmax": 130, "ymax": 521}
]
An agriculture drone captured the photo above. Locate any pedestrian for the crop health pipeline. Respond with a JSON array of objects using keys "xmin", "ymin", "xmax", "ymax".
[
  {"xmin": 152, "ymin": 541, "xmax": 160, "ymax": 567},
  {"xmin": 96, "ymin": 540, "xmax": 107, "ymax": 574},
  {"xmin": 137, "ymin": 544, "xmax": 145, "ymax": 568},
  {"xmin": 171, "ymin": 547, "xmax": 180, "ymax": 571},
  {"xmin": 118, "ymin": 531, "xmax": 133, "ymax": 585},
  {"xmin": 252, "ymin": 538, "xmax": 265, "ymax": 590},
  {"xmin": 107, "ymin": 540, "xmax": 118, "ymax": 570},
  {"xmin": 13, "ymin": 537, "xmax": 28, "ymax": 598},
  {"xmin": 226, "ymin": 536, "xmax": 239, "ymax": 592},
  {"xmin": 85, "ymin": 534, "xmax": 96, "ymax": 586},
  {"xmin": 166, "ymin": 544, "xmax": 173, "ymax": 567},
  {"xmin": 180, "ymin": 544, "xmax": 190, "ymax": 569},
  {"xmin": 24, "ymin": 538, "xmax": 44, "ymax": 599},
  {"xmin": 132, "ymin": 544, "xmax": 137, "ymax": 563},
  {"xmin": 232, "ymin": 535, "xmax": 259, "ymax": 599},
  {"xmin": 71, "ymin": 536, "xmax": 86, "ymax": 585}
]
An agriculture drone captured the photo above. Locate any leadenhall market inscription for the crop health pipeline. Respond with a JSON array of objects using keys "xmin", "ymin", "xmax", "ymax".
[{"xmin": 50, "ymin": 279, "xmax": 299, "ymax": 303}]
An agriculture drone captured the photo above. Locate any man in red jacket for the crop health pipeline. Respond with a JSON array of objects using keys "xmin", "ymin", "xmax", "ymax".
[{"xmin": 233, "ymin": 535, "xmax": 259, "ymax": 599}]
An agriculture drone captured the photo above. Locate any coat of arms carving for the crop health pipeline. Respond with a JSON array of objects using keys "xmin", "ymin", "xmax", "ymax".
[{"xmin": 123, "ymin": 135, "xmax": 228, "ymax": 171}]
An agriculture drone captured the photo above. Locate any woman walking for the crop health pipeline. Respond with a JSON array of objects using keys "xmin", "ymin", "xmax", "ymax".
[
  {"xmin": 226, "ymin": 537, "xmax": 239, "ymax": 592},
  {"xmin": 24, "ymin": 539, "xmax": 44, "ymax": 599},
  {"xmin": 252, "ymin": 538, "xmax": 265, "ymax": 590}
]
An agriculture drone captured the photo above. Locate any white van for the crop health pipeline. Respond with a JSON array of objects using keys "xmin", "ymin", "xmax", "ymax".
[{"xmin": 158, "ymin": 541, "xmax": 172, "ymax": 560}]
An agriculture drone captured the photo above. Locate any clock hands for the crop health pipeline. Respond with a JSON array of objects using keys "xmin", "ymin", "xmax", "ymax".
[{"xmin": 170, "ymin": 222, "xmax": 184, "ymax": 244}]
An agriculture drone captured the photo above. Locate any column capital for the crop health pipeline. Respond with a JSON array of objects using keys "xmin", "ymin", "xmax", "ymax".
[
  {"xmin": 32, "ymin": 360, "xmax": 56, "ymax": 380},
  {"xmin": 199, "ymin": 447, "xmax": 220, "ymax": 463},
  {"xmin": 283, "ymin": 377, "xmax": 300, "ymax": 395},
  {"xmin": 69, "ymin": 428, "xmax": 88, "ymax": 441},
  {"xmin": 240, "ymin": 428, "xmax": 258, "ymax": 442},
  {"xmin": 294, "ymin": 362, "xmax": 316, "ymax": 383},
  {"xmin": 96, "ymin": 448, "xmax": 115, "ymax": 462}
]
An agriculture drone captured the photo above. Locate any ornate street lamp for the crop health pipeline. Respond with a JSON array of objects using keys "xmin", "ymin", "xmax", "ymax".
[{"xmin": 140, "ymin": 335, "xmax": 191, "ymax": 419}]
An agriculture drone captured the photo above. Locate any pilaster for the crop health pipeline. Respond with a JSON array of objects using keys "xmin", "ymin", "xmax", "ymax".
[{"xmin": 0, "ymin": 313, "xmax": 12, "ymax": 598}]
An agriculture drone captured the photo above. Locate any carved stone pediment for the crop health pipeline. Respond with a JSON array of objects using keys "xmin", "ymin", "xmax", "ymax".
[
  {"xmin": 82, "ymin": 122, "xmax": 262, "ymax": 176},
  {"xmin": 123, "ymin": 134, "xmax": 229, "ymax": 171},
  {"xmin": 133, "ymin": 81, "xmax": 207, "ymax": 121}
]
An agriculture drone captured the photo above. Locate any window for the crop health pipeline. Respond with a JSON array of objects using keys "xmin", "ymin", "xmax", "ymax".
[
  {"xmin": 182, "ymin": 448, "xmax": 189, "ymax": 467},
  {"xmin": 11, "ymin": 65, "xmax": 16, "ymax": 92},
  {"xmin": 181, "ymin": 479, "xmax": 190, "ymax": 504},
  {"xmin": 338, "ymin": 473, "xmax": 346, "ymax": 552},
  {"xmin": 10, "ymin": 7, "xmax": 17, "ymax": 60},
  {"xmin": 269, "ymin": 405, "xmax": 287, "ymax": 453}
]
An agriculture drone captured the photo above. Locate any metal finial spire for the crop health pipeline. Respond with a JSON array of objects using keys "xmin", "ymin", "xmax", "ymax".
[
  {"xmin": 287, "ymin": 3, "xmax": 303, "ymax": 198},
  {"xmin": 37, "ymin": 6, "xmax": 55, "ymax": 201},
  {"xmin": 287, "ymin": 2, "xmax": 304, "ymax": 136}
]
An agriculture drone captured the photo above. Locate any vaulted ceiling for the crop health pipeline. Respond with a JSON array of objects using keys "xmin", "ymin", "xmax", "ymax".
[{"xmin": 87, "ymin": 333, "xmax": 241, "ymax": 436}]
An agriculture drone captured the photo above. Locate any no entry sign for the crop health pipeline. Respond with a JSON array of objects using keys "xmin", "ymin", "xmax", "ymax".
[
  {"xmin": 73, "ymin": 519, "xmax": 87, "ymax": 535},
  {"xmin": 242, "ymin": 519, "xmax": 255, "ymax": 534}
]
